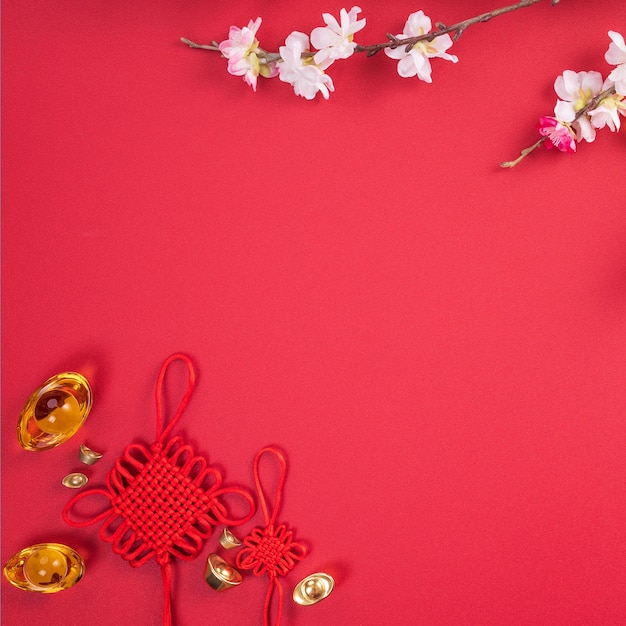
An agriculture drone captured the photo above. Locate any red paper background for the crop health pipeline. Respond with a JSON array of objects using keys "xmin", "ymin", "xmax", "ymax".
[{"xmin": 3, "ymin": 1, "xmax": 626, "ymax": 624}]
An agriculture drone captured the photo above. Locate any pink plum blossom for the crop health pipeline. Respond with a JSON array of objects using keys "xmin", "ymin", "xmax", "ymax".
[
  {"xmin": 278, "ymin": 31, "xmax": 335, "ymax": 100},
  {"xmin": 588, "ymin": 79, "xmax": 626, "ymax": 132},
  {"xmin": 538, "ymin": 116, "xmax": 576, "ymax": 153},
  {"xmin": 384, "ymin": 11, "xmax": 458, "ymax": 82},
  {"xmin": 553, "ymin": 70, "xmax": 603, "ymax": 143},
  {"xmin": 310, "ymin": 6, "xmax": 366, "ymax": 70},
  {"xmin": 605, "ymin": 30, "xmax": 626, "ymax": 96},
  {"xmin": 219, "ymin": 18, "xmax": 277, "ymax": 91}
]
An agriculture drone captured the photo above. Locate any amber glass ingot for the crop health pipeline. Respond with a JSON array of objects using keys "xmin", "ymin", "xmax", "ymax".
[
  {"xmin": 3, "ymin": 543, "xmax": 85, "ymax": 593},
  {"xmin": 18, "ymin": 372, "xmax": 93, "ymax": 451}
]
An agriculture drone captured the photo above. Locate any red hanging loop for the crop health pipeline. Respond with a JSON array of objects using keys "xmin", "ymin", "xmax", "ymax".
[
  {"xmin": 155, "ymin": 353, "xmax": 196, "ymax": 442},
  {"xmin": 236, "ymin": 446, "xmax": 307, "ymax": 626},
  {"xmin": 254, "ymin": 447, "xmax": 287, "ymax": 528}
]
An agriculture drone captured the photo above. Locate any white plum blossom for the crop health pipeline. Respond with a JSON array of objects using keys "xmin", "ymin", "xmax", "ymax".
[
  {"xmin": 553, "ymin": 70, "xmax": 603, "ymax": 142},
  {"xmin": 589, "ymin": 79, "xmax": 626, "ymax": 132},
  {"xmin": 278, "ymin": 31, "xmax": 335, "ymax": 100},
  {"xmin": 219, "ymin": 18, "xmax": 277, "ymax": 91},
  {"xmin": 384, "ymin": 11, "xmax": 458, "ymax": 82},
  {"xmin": 605, "ymin": 30, "xmax": 626, "ymax": 96},
  {"xmin": 310, "ymin": 6, "xmax": 366, "ymax": 70}
]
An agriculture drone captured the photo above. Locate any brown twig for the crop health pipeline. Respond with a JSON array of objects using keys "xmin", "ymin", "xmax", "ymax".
[
  {"xmin": 355, "ymin": 0, "xmax": 559, "ymax": 57},
  {"xmin": 500, "ymin": 85, "xmax": 617, "ymax": 168},
  {"xmin": 180, "ymin": 37, "xmax": 220, "ymax": 52}
]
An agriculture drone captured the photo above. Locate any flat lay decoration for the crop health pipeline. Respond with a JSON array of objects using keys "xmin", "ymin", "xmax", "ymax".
[{"xmin": 3, "ymin": 1, "xmax": 626, "ymax": 624}]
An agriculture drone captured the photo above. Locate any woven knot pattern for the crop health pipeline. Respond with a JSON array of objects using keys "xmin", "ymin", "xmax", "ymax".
[
  {"xmin": 251, "ymin": 531, "xmax": 290, "ymax": 570},
  {"xmin": 62, "ymin": 434, "xmax": 256, "ymax": 571},
  {"xmin": 236, "ymin": 523, "xmax": 306, "ymax": 578},
  {"xmin": 113, "ymin": 450, "xmax": 212, "ymax": 555}
]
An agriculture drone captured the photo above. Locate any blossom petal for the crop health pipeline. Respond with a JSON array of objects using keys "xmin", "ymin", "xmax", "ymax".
[
  {"xmin": 580, "ymin": 70, "xmax": 603, "ymax": 95},
  {"xmin": 555, "ymin": 70, "xmax": 579, "ymax": 101},
  {"xmin": 344, "ymin": 7, "xmax": 366, "ymax": 36},
  {"xmin": 606, "ymin": 31, "xmax": 626, "ymax": 65},
  {"xmin": 414, "ymin": 54, "xmax": 433, "ymax": 82},
  {"xmin": 554, "ymin": 99, "xmax": 575, "ymax": 122},
  {"xmin": 405, "ymin": 11, "xmax": 431, "ymax": 37},
  {"xmin": 321, "ymin": 12, "xmax": 341, "ymax": 32},
  {"xmin": 396, "ymin": 54, "xmax": 418, "ymax": 78},
  {"xmin": 608, "ymin": 64, "xmax": 626, "ymax": 96},
  {"xmin": 384, "ymin": 42, "xmax": 409, "ymax": 60},
  {"xmin": 285, "ymin": 31, "xmax": 309, "ymax": 55},
  {"xmin": 311, "ymin": 26, "xmax": 338, "ymax": 50},
  {"xmin": 573, "ymin": 116, "xmax": 596, "ymax": 143}
]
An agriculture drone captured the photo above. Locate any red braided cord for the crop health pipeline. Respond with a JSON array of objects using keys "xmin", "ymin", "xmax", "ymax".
[
  {"xmin": 63, "ymin": 354, "xmax": 255, "ymax": 626},
  {"xmin": 255, "ymin": 447, "xmax": 287, "ymax": 528},
  {"xmin": 162, "ymin": 561, "xmax": 172, "ymax": 626},
  {"xmin": 235, "ymin": 447, "xmax": 307, "ymax": 626},
  {"xmin": 265, "ymin": 577, "xmax": 283, "ymax": 626}
]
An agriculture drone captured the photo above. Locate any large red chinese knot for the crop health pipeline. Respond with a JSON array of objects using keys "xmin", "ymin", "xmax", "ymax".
[
  {"xmin": 236, "ymin": 447, "xmax": 307, "ymax": 626},
  {"xmin": 63, "ymin": 354, "xmax": 255, "ymax": 626}
]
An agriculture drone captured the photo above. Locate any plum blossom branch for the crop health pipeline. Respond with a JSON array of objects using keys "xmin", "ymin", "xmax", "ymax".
[
  {"xmin": 501, "ymin": 86, "xmax": 617, "ymax": 168},
  {"xmin": 501, "ymin": 31, "xmax": 626, "ymax": 167},
  {"xmin": 181, "ymin": 1, "xmax": 561, "ymax": 99}
]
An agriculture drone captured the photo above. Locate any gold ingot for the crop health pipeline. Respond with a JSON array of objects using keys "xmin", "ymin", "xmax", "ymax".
[
  {"xmin": 204, "ymin": 554, "xmax": 242, "ymax": 591},
  {"xmin": 293, "ymin": 572, "xmax": 335, "ymax": 606},
  {"xmin": 62, "ymin": 472, "xmax": 88, "ymax": 489},
  {"xmin": 218, "ymin": 527, "xmax": 242, "ymax": 550},
  {"xmin": 3, "ymin": 543, "xmax": 85, "ymax": 593},
  {"xmin": 18, "ymin": 372, "xmax": 93, "ymax": 451},
  {"xmin": 79, "ymin": 443, "xmax": 103, "ymax": 465}
]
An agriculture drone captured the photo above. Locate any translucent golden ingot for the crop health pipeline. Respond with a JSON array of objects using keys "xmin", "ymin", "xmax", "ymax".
[
  {"xmin": 204, "ymin": 553, "xmax": 242, "ymax": 591},
  {"xmin": 18, "ymin": 372, "xmax": 93, "ymax": 451},
  {"xmin": 3, "ymin": 543, "xmax": 85, "ymax": 593},
  {"xmin": 293, "ymin": 572, "xmax": 335, "ymax": 606},
  {"xmin": 62, "ymin": 472, "xmax": 88, "ymax": 489},
  {"xmin": 79, "ymin": 443, "xmax": 103, "ymax": 465},
  {"xmin": 219, "ymin": 527, "xmax": 242, "ymax": 550}
]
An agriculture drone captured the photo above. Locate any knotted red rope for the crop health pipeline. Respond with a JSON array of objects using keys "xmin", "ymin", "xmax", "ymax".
[
  {"xmin": 235, "ymin": 447, "xmax": 307, "ymax": 626},
  {"xmin": 63, "ymin": 354, "xmax": 255, "ymax": 626}
]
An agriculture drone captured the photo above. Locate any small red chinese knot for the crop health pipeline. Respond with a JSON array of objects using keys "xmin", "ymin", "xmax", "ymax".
[{"xmin": 235, "ymin": 447, "xmax": 307, "ymax": 626}]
